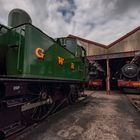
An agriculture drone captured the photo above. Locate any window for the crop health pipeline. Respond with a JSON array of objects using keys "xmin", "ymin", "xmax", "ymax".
[
  {"xmin": 65, "ymin": 39, "xmax": 77, "ymax": 54},
  {"xmin": 81, "ymin": 47, "xmax": 86, "ymax": 57}
]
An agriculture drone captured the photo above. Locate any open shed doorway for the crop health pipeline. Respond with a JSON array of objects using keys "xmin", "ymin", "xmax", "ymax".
[
  {"xmin": 97, "ymin": 59, "xmax": 106, "ymax": 89},
  {"xmin": 88, "ymin": 59, "xmax": 107, "ymax": 90}
]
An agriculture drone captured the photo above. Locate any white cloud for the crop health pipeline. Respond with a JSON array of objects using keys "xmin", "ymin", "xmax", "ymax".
[{"xmin": 0, "ymin": 0, "xmax": 140, "ymax": 45}]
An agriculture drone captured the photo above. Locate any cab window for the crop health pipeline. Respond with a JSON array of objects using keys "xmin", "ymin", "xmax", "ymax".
[
  {"xmin": 81, "ymin": 47, "xmax": 86, "ymax": 57},
  {"xmin": 65, "ymin": 38, "xmax": 77, "ymax": 55}
]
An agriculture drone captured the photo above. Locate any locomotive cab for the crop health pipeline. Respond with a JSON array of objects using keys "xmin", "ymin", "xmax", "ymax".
[{"xmin": 57, "ymin": 37, "xmax": 86, "ymax": 59}]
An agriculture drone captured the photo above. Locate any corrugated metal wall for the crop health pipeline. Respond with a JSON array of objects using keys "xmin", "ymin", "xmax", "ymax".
[
  {"xmin": 79, "ymin": 40, "xmax": 107, "ymax": 56},
  {"xmin": 108, "ymin": 30, "xmax": 140, "ymax": 54}
]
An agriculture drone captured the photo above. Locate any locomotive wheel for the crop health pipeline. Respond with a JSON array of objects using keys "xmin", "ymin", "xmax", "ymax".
[
  {"xmin": 22, "ymin": 86, "xmax": 55, "ymax": 123},
  {"xmin": 31, "ymin": 95, "xmax": 55, "ymax": 121},
  {"xmin": 68, "ymin": 85, "xmax": 79, "ymax": 104}
]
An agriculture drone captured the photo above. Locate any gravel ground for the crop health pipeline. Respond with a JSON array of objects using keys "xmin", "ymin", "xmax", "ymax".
[{"xmin": 15, "ymin": 90, "xmax": 140, "ymax": 140}]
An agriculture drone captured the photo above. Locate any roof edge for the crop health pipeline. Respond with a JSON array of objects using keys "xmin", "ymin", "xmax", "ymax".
[
  {"xmin": 68, "ymin": 34, "xmax": 107, "ymax": 49},
  {"xmin": 68, "ymin": 26, "xmax": 140, "ymax": 49},
  {"xmin": 107, "ymin": 26, "xmax": 140, "ymax": 48}
]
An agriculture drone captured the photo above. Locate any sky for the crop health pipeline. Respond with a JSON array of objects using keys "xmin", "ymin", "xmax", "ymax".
[{"xmin": 0, "ymin": 0, "xmax": 140, "ymax": 45}]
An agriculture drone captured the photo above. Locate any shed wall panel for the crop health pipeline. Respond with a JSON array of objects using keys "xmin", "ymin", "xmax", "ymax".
[
  {"xmin": 108, "ymin": 30, "xmax": 140, "ymax": 54},
  {"xmin": 79, "ymin": 40, "xmax": 106, "ymax": 56}
]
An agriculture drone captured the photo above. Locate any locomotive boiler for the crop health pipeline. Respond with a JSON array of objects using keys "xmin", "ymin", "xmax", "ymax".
[{"xmin": 0, "ymin": 9, "xmax": 88, "ymax": 139}]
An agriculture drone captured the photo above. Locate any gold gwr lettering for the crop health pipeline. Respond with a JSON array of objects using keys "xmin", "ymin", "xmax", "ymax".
[
  {"xmin": 35, "ymin": 48, "xmax": 45, "ymax": 59},
  {"xmin": 57, "ymin": 56, "xmax": 64, "ymax": 65},
  {"xmin": 70, "ymin": 63, "xmax": 75, "ymax": 70}
]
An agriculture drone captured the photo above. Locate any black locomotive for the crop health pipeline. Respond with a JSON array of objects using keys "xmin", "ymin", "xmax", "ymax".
[
  {"xmin": 118, "ymin": 53, "xmax": 140, "ymax": 91},
  {"xmin": 88, "ymin": 61, "xmax": 105, "ymax": 89}
]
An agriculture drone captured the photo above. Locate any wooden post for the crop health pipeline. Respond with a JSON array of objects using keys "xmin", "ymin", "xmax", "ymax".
[{"xmin": 106, "ymin": 55, "xmax": 110, "ymax": 94}]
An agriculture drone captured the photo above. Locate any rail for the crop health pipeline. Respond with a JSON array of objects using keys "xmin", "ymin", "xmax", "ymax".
[{"xmin": 127, "ymin": 95, "xmax": 140, "ymax": 111}]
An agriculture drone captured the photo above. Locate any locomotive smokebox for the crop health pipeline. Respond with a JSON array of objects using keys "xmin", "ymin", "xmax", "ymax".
[
  {"xmin": 122, "ymin": 63, "xmax": 139, "ymax": 78},
  {"xmin": 89, "ymin": 71, "xmax": 99, "ymax": 79},
  {"xmin": 8, "ymin": 9, "xmax": 32, "ymax": 27}
]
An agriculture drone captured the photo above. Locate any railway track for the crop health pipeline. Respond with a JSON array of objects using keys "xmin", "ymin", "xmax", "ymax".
[{"xmin": 127, "ymin": 95, "xmax": 140, "ymax": 111}]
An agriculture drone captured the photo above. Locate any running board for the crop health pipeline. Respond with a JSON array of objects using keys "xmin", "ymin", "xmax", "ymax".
[{"xmin": 21, "ymin": 99, "xmax": 53, "ymax": 112}]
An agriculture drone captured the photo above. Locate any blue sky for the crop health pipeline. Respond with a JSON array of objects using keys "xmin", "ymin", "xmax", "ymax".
[{"xmin": 0, "ymin": 0, "xmax": 140, "ymax": 45}]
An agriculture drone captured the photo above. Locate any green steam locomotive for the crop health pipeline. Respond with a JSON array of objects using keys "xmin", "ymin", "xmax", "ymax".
[{"xmin": 0, "ymin": 9, "xmax": 88, "ymax": 139}]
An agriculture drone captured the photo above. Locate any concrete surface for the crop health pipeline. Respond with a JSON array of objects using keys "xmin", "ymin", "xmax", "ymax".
[{"xmin": 15, "ymin": 90, "xmax": 140, "ymax": 140}]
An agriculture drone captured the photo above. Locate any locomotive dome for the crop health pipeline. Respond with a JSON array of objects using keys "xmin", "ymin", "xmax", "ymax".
[{"xmin": 8, "ymin": 9, "xmax": 32, "ymax": 27}]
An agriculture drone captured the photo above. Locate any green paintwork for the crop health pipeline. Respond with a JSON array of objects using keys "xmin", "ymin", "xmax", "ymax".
[
  {"xmin": 1, "ymin": 24, "xmax": 88, "ymax": 81},
  {"xmin": 0, "ymin": 25, "xmax": 10, "ymax": 58}
]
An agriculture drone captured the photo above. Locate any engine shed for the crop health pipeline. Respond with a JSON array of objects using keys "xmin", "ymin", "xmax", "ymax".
[{"xmin": 68, "ymin": 26, "xmax": 140, "ymax": 93}]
